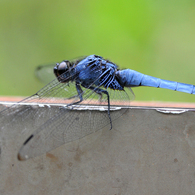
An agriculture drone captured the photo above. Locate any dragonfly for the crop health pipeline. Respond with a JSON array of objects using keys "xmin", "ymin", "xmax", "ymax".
[{"xmin": 1, "ymin": 54, "xmax": 194, "ymax": 161}]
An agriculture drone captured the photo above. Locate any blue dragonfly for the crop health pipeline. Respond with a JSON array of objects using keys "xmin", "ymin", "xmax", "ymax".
[{"xmin": 1, "ymin": 55, "xmax": 194, "ymax": 161}]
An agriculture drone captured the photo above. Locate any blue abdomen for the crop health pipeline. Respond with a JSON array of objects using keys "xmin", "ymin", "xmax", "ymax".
[{"xmin": 116, "ymin": 69, "xmax": 195, "ymax": 94}]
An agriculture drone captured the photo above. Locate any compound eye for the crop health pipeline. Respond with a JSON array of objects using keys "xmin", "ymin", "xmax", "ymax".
[
  {"xmin": 58, "ymin": 60, "xmax": 70, "ymax": 75},
  {"xmin": 58, "ymin": 61, "xmax": 67, "ymax": 70}
]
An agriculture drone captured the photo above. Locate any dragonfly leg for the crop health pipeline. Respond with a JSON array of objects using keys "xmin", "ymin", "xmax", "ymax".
[
  {"xmin": 66, "ymin": 95, "xmax": 79, "ymax": 100},
  {"xmin": 74, "ymin": 83, "xmax": 83, "ymax": 103},
  {"xmin": 65, "ymin": 83, "xmax": 84, "ymax": 108},
  {"xmin": 65, "ymin": 83, "xmax": 84, "ymax": 102},
  {"xmin": 88, "ymin": 86, "xmax": 112, "ymax": 130}
]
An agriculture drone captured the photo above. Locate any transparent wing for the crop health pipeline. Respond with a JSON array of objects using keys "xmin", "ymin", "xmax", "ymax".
[
  {"xmin": 35, "ymin": 63, "xmax": 56, "ymax": 84},
  {"xmin": 18, "ymin": 86, "xmax": 133, "ymax": 160},
  {"xmin": 0, "ymin": 65, "xmax": 134, "ymax": 160},
  {"xmin": 0, "ymin": 77, "xmax": 78, "ymax": 140}
]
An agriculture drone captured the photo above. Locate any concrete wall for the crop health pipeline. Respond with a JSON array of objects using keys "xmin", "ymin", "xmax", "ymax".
[{"xmin": 0, "ymin": 102, "xmax": 195, "ymax": 195}]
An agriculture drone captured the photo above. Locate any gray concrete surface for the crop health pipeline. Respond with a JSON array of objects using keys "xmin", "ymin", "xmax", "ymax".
[{"xmin": 0, "ymin": 102, "xmax": 195, "ymax": 195}]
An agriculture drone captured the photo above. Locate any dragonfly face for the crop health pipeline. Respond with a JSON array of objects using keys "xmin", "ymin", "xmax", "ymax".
[{"xmin": 54, "ymin": 60, "xmax": 72, "ymax": 83}]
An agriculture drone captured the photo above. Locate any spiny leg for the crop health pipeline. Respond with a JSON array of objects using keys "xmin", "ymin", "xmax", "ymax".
[{"xmin": 66, "ymin": 83, "xmax": 84, "ymax": 108}]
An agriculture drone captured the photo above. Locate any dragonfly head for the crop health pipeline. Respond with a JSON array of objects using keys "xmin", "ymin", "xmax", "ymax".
[{"xmin": 54, "ymin": 60, "xmax": 72, "ymax": 82}]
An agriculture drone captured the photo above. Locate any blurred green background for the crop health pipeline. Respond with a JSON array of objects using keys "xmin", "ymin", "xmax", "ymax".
[{"xmin": 0, "ymin": 0, "xmax": 195, "ymax": 102}]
